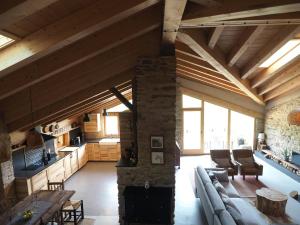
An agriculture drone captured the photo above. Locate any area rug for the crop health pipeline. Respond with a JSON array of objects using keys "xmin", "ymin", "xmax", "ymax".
[{"xmin": 231, "ymin": 175, "xmax": 266, "ymax": 198}]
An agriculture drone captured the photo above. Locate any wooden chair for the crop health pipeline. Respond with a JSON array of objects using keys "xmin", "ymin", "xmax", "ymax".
[
  {"xmin": 47, "ymin": 180, "xmax": 84, "ymax": 225},
  {"xmin": 210, "ymin": 149, "xmax": 238, "ymax": 180},
  {"xmin": 232, "ymin": 149, "xmax": 263, "ymax": 180}
]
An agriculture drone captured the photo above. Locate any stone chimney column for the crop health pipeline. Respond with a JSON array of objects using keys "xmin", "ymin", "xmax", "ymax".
[{"xmin": 0, "ymin": 114, "xmax": 16, "ymax": 214}]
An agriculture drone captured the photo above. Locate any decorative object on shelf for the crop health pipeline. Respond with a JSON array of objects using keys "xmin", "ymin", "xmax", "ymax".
[
  {"xmin": 237, "ymin": 137, "xmax": 245, "ymax": 146},
  {"xmin": 151, "ymin": 152, "xmax": 164, "ymax": 164},
  {"xmin": 257, "ymin": 133, "xmax": 267, "ymax": 150},
  {"xmin": 282, "ymin": 148, "xmax": 291, "ymax": 161},
  {"xmin": 102, "ymin": 109, "xmax": 108, "ymax": 116},
  {"xmin": 83, "ymin": 113, "xmax": 90, "ymax": 122},
  {"xmin": 288, "ymin": 108, "xmax": 300, "ymax": 126},
  {"xmin": 150, "ymin": 136, "xmax": 164, "ymax": 149},
  {"xmin": 54, "ymin": 123, "xmax": 59, "ymax": 129}
]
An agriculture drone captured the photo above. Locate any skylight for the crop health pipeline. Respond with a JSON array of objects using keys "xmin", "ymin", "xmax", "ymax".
[
  {"xmin": 0, "ymin": 34, "xmax": 14, "ymax": 49},
  {"xmin": 259, "ymin": 39, "xmax": 300, "ymax": 68}
]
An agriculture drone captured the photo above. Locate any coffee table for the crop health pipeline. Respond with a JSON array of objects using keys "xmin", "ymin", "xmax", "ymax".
[{"xmin": 256, "ymin": 187, "xmax": 288, "ymax": 217}]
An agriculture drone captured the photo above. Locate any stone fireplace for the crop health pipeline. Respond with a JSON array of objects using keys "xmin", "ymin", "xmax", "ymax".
[{"xmin": 117, "ymin": 56, "xmax": 177, "ymax": 225}]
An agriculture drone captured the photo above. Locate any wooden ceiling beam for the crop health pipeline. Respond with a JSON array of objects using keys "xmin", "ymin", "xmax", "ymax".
[
  {"xmin": 0, "ymin": 0, "xmax": 59, "ymax": 30},
  {"xmin": 181, "ymin": 1, "xmax": 300, "ymax": 27},
  {"xmin": 177, "ymin": 72, "xmax": 245, "ymax": 96},
  {"xmin": 176, "ymin": 52, "xmax": 221, "ymax": 73},
  {"xmin": 266, "ymin": 87, "xmax": 300, "ymax": 109},
  {"xmin": 241, "ymin": 25, "xmax": 300, "ymax": 79},
  {"xmin": 228, "ymin": 26, "xmax": 265, "ymax": 67},
  {"xmin": 263, "ymin": 75, "xmax": 300, "ymax": 101},
  {"xmin": 251, "ymin": 56, "xmax": 299, "ymax": 88},
  {"xmin": 110, "ymin": 87, "xmax": 133, "ymax": 111},
  {"xmin": 175, "ymin": 41, "xmax": 204, "ymax": 60},
  {"xmin": 177, "ymin": 30, "xmax": 264, "ymax": 105},
  {"xmin": 0, "ymin": 4, "xmax": 162, "ymax": 100},
  {"xmin": 177, "ymin": 68, "xmax": 239, "ymax": 91},
  {"xmin": 189, "ymin": 0, "xmax": 221, "ymax": 7},
  {"xmin": 176, "ymin": 63, "xmax": 230, "ymax": 83},
  {"xmin": 208, "ymin": 27, "xmax": 224, "ymax": 49},
  {"xmin": 161, "ymin": 0, "xmax": 187, "ymax": 54},
  {"xmin": 258, "ymin": 59, "xmax": 300, "ymax": 95},
  {"xmin": 0, "ymin": 0, "xmax": 160, "ymax": 75}
]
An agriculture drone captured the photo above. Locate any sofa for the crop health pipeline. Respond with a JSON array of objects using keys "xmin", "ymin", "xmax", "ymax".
[{"xmin": 195, "ymin": 166, "xmax": 269, "ymax": 225}]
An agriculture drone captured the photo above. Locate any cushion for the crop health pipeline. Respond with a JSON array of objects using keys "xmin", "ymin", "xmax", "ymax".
[
  {"xmin": 238, "ymin": 157, "xmax": 254, "ymax": 166},
  {"xmin": 212, "ymin": 170, "xmax": 229, "ymax": 182},
  {"xmin": 205, "ymin": 182, "xmax": 226, "ymax": 214},
  {"xmin": 220, "ymin": 182, "xmax": 240, "ymax": 198},
  {"xmin": 214, "ymin": 158, "xmax": 231, "ymax": 167},
  {"xmin": 208, "ymin": 171, "xmax": 218, "ymax": 182},
  {"xmin": 213, "ymin": 180, "xmax": 227, "ymax": 196},
  {"xmin": 229, "ymin": 198, "xmax": 269, "ymax": 225},
  {"xmin": 197, "ymin": 166, "xmax": 212, "ymax": 184},
  {"xmin": 218, "ymin": 210, "xmax": 236, "ymax": 225}
]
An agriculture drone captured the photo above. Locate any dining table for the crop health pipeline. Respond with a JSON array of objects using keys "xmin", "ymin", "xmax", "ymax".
[{"xmin": 0, "ymin": 190, "xmax": 75, "ymax": 225}]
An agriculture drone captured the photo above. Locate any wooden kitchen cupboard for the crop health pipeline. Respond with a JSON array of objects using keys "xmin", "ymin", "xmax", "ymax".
[
  {"xmin": 87, "ymin": 143, "xmax": 120, "ymax": 161},
  {"xmin": 78, "ymin": 144, "xmax": 88, "ymax": 169},
  {"xmin": 63, "ymin": 154, "xmax": 72, "ymax": 180}
]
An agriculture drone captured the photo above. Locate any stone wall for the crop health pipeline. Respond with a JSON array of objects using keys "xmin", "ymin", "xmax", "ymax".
[
  {"xmin": 265, "ymin": 97, "xmax": 300, "ymax": 157},
  {"xmin": 117, "ymin": 56, "xmax": 177, "ymax": 225},
  {"xmin": 254, "ymin": 118, "xmax": 265, "ymax": 149}
]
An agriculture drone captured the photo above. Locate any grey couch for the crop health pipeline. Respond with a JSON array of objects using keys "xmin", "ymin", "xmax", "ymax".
[{"xmin": 195, "ymin": 166, "xmax": 269, "ymax": 225}]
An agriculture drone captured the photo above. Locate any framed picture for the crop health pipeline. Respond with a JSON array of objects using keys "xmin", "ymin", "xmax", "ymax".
[
  {"xmin": 150, "ymin": 136, "xmax": 164, "ymax": 149},
  {"xmin": 151, "ymin": 152, "xmax": 164, "ymax": 164}
]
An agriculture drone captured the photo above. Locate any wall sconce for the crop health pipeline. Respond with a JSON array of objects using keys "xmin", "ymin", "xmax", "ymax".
[
  {"xmin": 102, "ymin": 109, "xmax": 108, "ymax": 116},
  {"xmin": 287, "ymin": 108, "xmax": 300, "ymax": 126}
]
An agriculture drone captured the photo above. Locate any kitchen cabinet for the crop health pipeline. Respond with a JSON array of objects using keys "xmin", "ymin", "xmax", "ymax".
[
  {"xmin": 87, "ymin": 142, "xmax": 120, "ymax": 161},
  {"xmin": 78, "ymin": 144, "xmax": 88, "ymax": 169},
  {"xmin": 47, "ymin": 159, "xmax": 65, "ymax": 182},
  {"xmin": 70, "ymin": 149, "xmax": 79, "ymax": 173},
  {"xmin": 30, "ymin": 170, "xmax": 48, "ymax": 192},
  {"xmin": 63, "ymin": 154, "xmax": 72, "ymax": 180}
]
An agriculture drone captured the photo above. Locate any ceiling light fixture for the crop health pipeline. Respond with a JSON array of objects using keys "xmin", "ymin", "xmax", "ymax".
[{"xmin": 259, "ymin": 39, "xmax": 300, "ymax": 68}]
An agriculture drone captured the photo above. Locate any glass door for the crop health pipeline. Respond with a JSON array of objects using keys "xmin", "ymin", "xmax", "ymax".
[{"xmin": 182, "ymin": 94, "xmax": 202, "ymax": 155}]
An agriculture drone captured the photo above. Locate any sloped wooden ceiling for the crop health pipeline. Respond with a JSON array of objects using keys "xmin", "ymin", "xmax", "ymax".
[{"xmin": 1, "ymin": 0, "xmax": 300, "ymax": 132}]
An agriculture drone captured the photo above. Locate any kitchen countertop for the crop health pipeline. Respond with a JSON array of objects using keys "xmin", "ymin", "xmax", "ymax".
[
  {"xmin": 14, "ymin": 155, "xmax": 64, "ymax": 178},
  {"xmin": 86, "ymin": 138, "xmax": 120, "ymax": 143}
]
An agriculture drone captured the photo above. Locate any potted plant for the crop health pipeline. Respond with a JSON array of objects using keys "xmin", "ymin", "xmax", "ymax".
[{"xmin": 282, "ymin": 148, "xmax": 290, "ymax": 161}]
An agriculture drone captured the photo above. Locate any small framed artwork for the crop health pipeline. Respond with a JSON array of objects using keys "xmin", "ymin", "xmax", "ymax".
[
  {"xmin": 151, "ymin": 152, "xmax": 164, "ymax": 164},
  {"xmin": 150, "ymin": 136, "xmax": 164, "ymax": 149}
]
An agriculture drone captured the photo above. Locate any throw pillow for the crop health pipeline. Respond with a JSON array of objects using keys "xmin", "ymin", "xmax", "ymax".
[
  {"xmin": 208, "ymin": 171, "xmax": 218, "ymax": 182},
  {"xmin": 213, "ymin": 180, "xmax": 227, "ymax": 196},
  {"xmin": 212, "ymin": 170, "xmax": 229, "ymax": 182},
  {"xmin": 238, "ymin": 157, "xmax": 254, "ymax": 166},
  {"xmin": 214, "ymin": 158, "xmax": 231, "ymax": 167}
]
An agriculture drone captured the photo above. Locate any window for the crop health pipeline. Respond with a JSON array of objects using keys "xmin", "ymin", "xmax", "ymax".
[
  {"xmin": 107, "ymin": 100, "xmax": 132, "ymax": 112},
  {"xmin": 0, "ymin": 34, "xmax": 14, "ymax": 49},
  {"xmin": 259, "ymin": 39, "xmax": 300, "ymax": 69},
  {"xmin": 105, "ymin": 115, "xmax": 119, "ymax": 136},
  {"xmin": 230, "ymin": 111, "xmax": 254, "ymax": 149},
  {"xmin": 182, "ymin": 94, "xmax": 201, "ymax": 108},
  {"xmin": 204, "ymin": 102, "xmax": 228, "ymax": 152},
  {"xmin": 183, "ymin": 111, "xmax": 201, "ymax": 150}
]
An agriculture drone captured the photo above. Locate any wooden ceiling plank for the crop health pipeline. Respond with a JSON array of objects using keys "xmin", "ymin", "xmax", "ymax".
[
  {"xmin": 177, "ymin": 30, "xmax": 265, "ymax": 105},
  {"xmin": 6, "ymin": 72, "xmax": 133, "ymax": 132},
  {"xmin": 0, "ymin": 0, "xmax": 160, "ymax": 75},
  {"xmin": 208, "ymin": 27, "xmax": 224, "ymax": 49},
  {"xmin": 161, "ymin": 0, "xmax": 187, "ymax": 53},
  {"xmin": 228, "ymin": 26, "xmax": 265, "ymax": 67},
  {"xmin": 182, "ymin": 1, "xmax": 300, "ymax": 26},
  {"xmin": 258, "ymin": 59, "xmax": 300, "ymax": 95},
  {"xmin": 189, "ymin": 0, "xmax": 221, "ymax": 7},
  {"xmin": 263, "ymin": 75, "xmax": 300, "ymax": 101},
  {"xmin": 241, "ymin": 25, "xmax": 300, "ymax": 79},
  {"xmin": 0, "ymin": 4, "xmax": 162, "ymax": 100},
  {"xmin": 0, "ymin": 0, "xmax": 59, "ymax": 30}
]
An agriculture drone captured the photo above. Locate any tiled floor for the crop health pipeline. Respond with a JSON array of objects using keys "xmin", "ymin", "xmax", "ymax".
[{"xmin": 65, "ymin": 155, "xmax": 300, "ymax": 225}]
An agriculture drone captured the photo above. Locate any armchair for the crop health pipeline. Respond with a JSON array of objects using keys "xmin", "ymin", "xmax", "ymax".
[
  {"xmin": 210, "ymin": 149, "xmax": 238, "ymax": 180},
  {"xmin": 232, "ymin": 149, "xmax": 263, "ymax": 180}
]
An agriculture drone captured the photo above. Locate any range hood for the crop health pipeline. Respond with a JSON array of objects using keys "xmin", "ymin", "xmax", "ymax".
[{"xmin": 26, "ymin": 128, "xmax": 56, "ymax": 149}]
